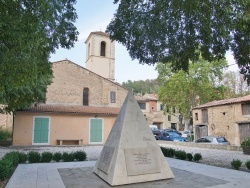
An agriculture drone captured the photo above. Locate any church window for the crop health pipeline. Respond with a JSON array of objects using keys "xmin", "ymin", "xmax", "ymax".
[
  {"xmin": 100, "ymin": 41, "xmax": 106, "ymax": 56},
  {"xmin": 110, "ymin": 91, "xmax": 116, "ymax": 103},
  {"xmin": 83, "ymin": 88, "xmax": 89, "ymax": 106}
]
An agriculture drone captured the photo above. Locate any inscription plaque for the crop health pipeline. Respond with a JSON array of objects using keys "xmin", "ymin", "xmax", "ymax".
[
  {"xmin": 124, "ymin": 148, "xmax": 161, "ymax": 176},
  {"xmin": 97, "ymin": 146, "xmax": 115, "ymax": 174}
]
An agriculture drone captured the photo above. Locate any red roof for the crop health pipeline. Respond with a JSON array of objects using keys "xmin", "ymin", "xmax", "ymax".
[
  {"xmin": 18, "ymin": 104, "xmax": 120, "ymax": 115},
  {"xmin": 193, "ymin": 95, "xmax": 250, "ymax": 109},
  {"xmin": 134, "ymin": 95, "xmax": 149, "ymax": 102}
]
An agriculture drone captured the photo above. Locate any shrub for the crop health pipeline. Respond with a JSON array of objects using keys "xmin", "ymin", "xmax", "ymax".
[
  {"xmin": 53, "ymin": 152, "xmax": 62, "ymax": 162},
  {"xmin": 3, "ymin": 151, "xmax": 20, "ymax": 167},
  {"xmin": 174, "ymin": 150, "xmax": 187, "ymax": 160},
  {"xmin": 62, "ymin": 152, "xmax": 75, "ymax": 162},
  {"xmin": 28, "ymin": 151, "xmax": 41, "ymax": 163},
  {"xmin": 186, "ymin": 153, "xmax": 193, "ymax": 161},
  {"xmin": 0, "ymin": 126, "xmax": 12, "ymax": 142},
  {"xmin": 245, "ymin": 160, "xmax": 250, "ymax": 170},
  {"xmin": 241, "ymin": 137, "xmax": 250, "ymax": 147},
  {"xmin": 0, "ymin": 158, "xmax": 14, "ymax": 180},
  {"xmin": 160, "ymin": 147, "xmax": 175, "ymax": 158},
  {"xmin": 17, "ymin": 152, "xmax": 27, "ymax": 163},
  {"xmin": 231, "ymin": 159, "xmax": 242, "ymax": 170},
  {"xmin": 41, "ymin": 152, "xmax": 53, "ymax": 163},
  {"xmin": 0, "ymin": 151, "xmax": 19, "ymax": 180},
  {"xmin": 73, "ymin": 151, "xmax": 87, "ymax": 161},
  {"xmin": 193, "ymin": 153, "xmax": 202, "ymax": 162}
]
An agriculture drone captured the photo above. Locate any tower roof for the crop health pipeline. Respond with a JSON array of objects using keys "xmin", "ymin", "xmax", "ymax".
[{"xmin": 85, "ymin": 31, "xmax": 110, "ymax": 43}]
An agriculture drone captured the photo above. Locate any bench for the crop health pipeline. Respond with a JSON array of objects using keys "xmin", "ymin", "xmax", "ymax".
[{"xmin": 57, "ymin": 139, "xmax": 83, "ymax": 145}]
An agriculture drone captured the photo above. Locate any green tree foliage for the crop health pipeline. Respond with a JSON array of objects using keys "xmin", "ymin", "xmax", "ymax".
[
  {"xmin": 122, "ymin": 79, "xmax": 159, "ymax": 94},
  {"xmin": 157, "ymin": 57, "xmax": 227, "ymax": 120},
  {"xmin": 0, "ymin": 0, "xmax": 79, "ymax": 113},
  {"xmin": 107, "ymin": 0, "xmax": 250, "ymax": 83}
]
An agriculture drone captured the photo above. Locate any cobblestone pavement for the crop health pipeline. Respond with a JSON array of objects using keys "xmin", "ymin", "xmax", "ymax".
[{"xmin": 1, "ymin": 142, "xmax": 250, "ymax": 171}]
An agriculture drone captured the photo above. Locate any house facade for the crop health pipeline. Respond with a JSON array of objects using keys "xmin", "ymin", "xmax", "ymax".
[
  {"xmin": 0, "ymin": 109, "xmax": 12, "ymax": 129},
  {"xmin": 192, "ymin": 95, "xmax": 250, "ymax": 146},
  {"xmin": 135, "ymin": 94, "xmax": 181, "ymax": 130},
  {"xmin": 12, "ymin": 32, "xmax": 128, "ymax": 146}
]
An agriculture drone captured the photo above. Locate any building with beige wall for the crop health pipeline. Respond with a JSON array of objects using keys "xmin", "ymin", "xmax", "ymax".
[
  {"xmin": 13, "ymin": 32, "xmax": 128, "ymax": 146},
  {"xmin": 135, "ymin": 94, "xmax": 180, "ymax": 130},
  {"xmin": 192, "ymin": 95, "xmax": 250, "ymax": 146}
]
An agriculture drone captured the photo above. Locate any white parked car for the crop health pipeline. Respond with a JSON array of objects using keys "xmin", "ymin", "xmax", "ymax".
[
  {"xmin": 182, "ymin": 130, "xmax": 192, "ymax": 138},
  {"xmin": 194, "ymin": 136, "xmax": 230, "ymax": 145}
]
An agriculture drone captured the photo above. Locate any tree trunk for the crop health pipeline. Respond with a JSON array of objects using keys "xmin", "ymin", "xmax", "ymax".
[{"xmin": 184, "ymin": 118, "xmax": 190, "ymax": 131}]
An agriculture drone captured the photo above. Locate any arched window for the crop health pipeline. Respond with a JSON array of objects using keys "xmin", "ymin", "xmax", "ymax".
[
  {"xmin": 83, "ymin": 88, "xmax": 89, "ymax": 106},
  {"xmin": 88, "ymin": 43, "xmax": 90, "ymax": 57},
  {"xmin": 100, "ymin": 41, "xmax": 106, "ymax": 56}
]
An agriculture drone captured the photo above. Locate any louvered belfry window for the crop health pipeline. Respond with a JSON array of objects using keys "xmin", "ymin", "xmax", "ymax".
[{"xmin": 100, "ymin": 41, "xmax": 106, "ymax": 56}]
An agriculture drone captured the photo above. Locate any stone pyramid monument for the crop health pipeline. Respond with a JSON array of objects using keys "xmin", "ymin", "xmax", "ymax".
[{"xmin": 93, "ymin": 92, "xmax": 174, "ymax": 186}]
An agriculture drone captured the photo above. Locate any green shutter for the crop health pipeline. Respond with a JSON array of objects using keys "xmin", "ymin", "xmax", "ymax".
[
  {"xmin": 90, "ymin": 119, "xmax": 102, "ymax": 142},
  {"xmin": 34, "ymin": 117, "xmax": 49, "ymax": 144}
]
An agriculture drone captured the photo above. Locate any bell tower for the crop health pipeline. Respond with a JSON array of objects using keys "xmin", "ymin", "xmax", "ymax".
[{"xmin": 85, "ymin": 31, "xmax": 115, "ymax": 81}]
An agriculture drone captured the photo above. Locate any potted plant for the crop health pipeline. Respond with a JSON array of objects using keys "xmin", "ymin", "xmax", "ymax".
[{"xmin": 241, "ymin": 137, "xmax": 250, "ymax": 155}]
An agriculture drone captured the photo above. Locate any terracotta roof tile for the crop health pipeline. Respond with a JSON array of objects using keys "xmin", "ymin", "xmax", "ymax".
[
  {"xmin": 193, "ymin": 95, "xmax": 250, "ymax": 109},
  {"xmin": 143, "ymin": 94, "xmax": 158, "ymax": 100},
  {"xmin": 18, "ymin": 104, "xmax": 120, "ymax": 115},
  {"xmin": 134, "ymin": 95, "xmax": 149, "ymax": 102}
]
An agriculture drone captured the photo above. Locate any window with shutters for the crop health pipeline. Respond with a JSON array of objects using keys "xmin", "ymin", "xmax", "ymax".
[
  {"xmin": 242, "ymin": 103, "xmax": 250, "ymax": 115},
  {"xmin": 100, "ymin": 41, "xmax": 106, "ymax": 56},
  {"xmin": 83, "ymin": 88, "xmax": 89, "ymax": 106},
  {"xmin": 110, "ymin": 91, "xmax": 116, "ymax": 103},
  {"xmin": 201, "ymin": 109, "xmax": 208, "ymax": 123}
]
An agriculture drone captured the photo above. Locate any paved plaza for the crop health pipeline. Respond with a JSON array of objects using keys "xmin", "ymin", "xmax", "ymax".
[{"xmin": 6, "ymin": 158, "xmax": 250, "ymax": 188}]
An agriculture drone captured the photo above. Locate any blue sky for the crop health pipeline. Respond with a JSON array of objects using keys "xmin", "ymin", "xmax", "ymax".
[{"xmin": 50, "ymin": 0, "xmax": 238, "ymax": 84}]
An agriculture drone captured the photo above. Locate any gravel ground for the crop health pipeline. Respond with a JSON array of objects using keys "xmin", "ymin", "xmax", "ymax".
[
  {"xmin": 1, "ymin": 143, "xmax": 250, "ymax": 171},
  {"xmin": 159, "ymin": 143, "xmax": 250, "ymax": 171}
]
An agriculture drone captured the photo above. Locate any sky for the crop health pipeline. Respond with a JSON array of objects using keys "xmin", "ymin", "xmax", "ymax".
[{"xmin": 50, "ymin": 0, "xmax": 239, "ymax": 84}]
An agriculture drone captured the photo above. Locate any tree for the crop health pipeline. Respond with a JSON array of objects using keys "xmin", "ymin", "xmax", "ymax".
[
  {"xmin": 0, "ymin": 0, "xmax": 79, "ymax": 113},
  {"xmin": 122, "ymin": 79, "xmax": 159, "ymax": 94},
  {"xmin": 222, "ymin": 71, "xmax": 250, "ymax": 98},
  {"xmin": 157, "ymin": 57, "xmax": 227, "ymax": 129},
  {"xmin": 107, "ymin": 0, "xmax": 250, "ymax": 83}
]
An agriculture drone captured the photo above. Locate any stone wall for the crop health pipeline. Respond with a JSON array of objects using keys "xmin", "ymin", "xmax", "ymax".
[
  {"xmin": 0, "ymin": 112, "xmax": 12, "ymax": 129},
  {"xmin": 46, "ymin": 60, "xmax": 127, "ymax": 107},
  {"xmin": 193, "ymin": 103, "xmax": 250, "ymax": 146}
]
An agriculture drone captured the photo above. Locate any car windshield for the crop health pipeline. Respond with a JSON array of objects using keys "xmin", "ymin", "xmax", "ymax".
[
  {"xmin": 168, "ymin": 132, "xmax": 180, "ymax": 137},
  {"xmin": 216, "ymin": 137, "xmax": 228, "ymax": 143}
]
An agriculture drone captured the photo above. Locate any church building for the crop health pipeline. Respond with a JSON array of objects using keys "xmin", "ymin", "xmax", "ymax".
[{"xmin": 12, "ymin": 31, "xmax": 128, "ymax": 146}]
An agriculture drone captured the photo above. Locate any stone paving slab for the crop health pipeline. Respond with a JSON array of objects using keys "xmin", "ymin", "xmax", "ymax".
[
  {"xmin": 6, "ymin": 158, "xmax": 250, "ymax": 188},
  {"xmin": 59, "ymin": 167, "xmax": 228, "ymax": 188}
]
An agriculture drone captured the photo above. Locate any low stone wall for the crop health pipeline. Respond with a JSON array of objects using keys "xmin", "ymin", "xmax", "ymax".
[{"xmin": 157, "ymin": 140, "xmax": 242, "ymax": 151}]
